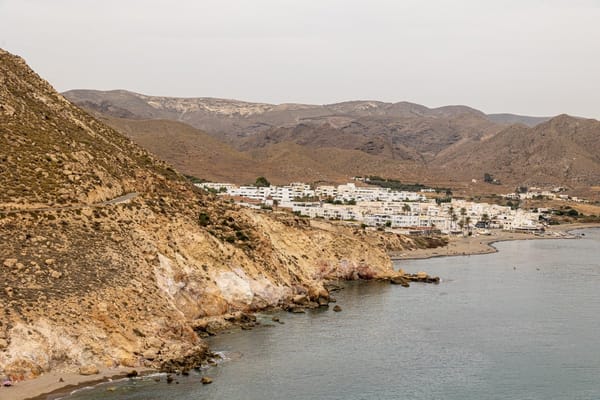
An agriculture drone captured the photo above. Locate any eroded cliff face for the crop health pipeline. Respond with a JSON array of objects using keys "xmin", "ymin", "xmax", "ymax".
[
  {"xmin": 0, "ymin": 48, "xmax": 427, "ymax": 379},
  {"xmin": 0, "ymin": 195, "xmax": 411, "ymax": 378}
]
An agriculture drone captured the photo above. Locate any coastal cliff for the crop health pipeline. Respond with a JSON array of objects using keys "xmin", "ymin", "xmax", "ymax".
[{"xmin": 0, "ymin": 48, "xmax": 433, "ymax": 380}]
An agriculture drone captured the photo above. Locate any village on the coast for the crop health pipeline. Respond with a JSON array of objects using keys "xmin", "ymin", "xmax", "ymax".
[{"xmin": 196, "ymin": 178, "xmax": 584, "ymax": 236}]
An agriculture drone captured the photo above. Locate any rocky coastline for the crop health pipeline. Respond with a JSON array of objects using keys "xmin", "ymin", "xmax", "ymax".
[
  {"xmin": 10, "ymin": 224, "xmax": 599, "ymax": 400},
  {"xmin": 389, "ymin": 222, "xmax": 600, "ymax": 261},
  {"xmin": 1, "ymin": 47, "xmax": 448, "ymax": 400},
  {"xmin": 2, "ymin": 47, "xmax": 597, "ymax": 400},
  {"xmin": 3, "ymin": 266, "xmax": 441, "ymax": 400}
]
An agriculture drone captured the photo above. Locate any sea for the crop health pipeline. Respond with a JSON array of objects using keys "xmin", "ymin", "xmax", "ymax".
[{"xmin": 63, "ymin": 228, "xmax": 600, "ymax": 400}]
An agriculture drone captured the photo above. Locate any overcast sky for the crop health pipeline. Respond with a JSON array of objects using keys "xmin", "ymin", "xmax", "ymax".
[{"xmin": 1, "ymin": 0, "xmax": 599, "ymax": 117}]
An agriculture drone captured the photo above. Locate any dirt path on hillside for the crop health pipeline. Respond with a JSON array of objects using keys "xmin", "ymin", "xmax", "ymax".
[{"xmin": 0, "ymin": 192, "xmax": 138, "ymax": 215}]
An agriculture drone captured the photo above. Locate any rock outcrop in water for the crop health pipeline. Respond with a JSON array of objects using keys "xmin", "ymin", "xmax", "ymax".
[{"xmin": 0, "ymin": 49, "xmax": 438, "ymax": 381}]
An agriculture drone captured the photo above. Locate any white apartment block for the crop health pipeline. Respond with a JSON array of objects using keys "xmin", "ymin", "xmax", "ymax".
[
  {"xmin": 198, "ymin": 181, "xmax": 544, "ymax": 233},
  {"xmin": 335, "ymin": 183, "xmax": 425, "ymax": 202}
]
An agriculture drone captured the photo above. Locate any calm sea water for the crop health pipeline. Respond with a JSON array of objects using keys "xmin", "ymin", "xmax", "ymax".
[{"xmin": 64, "ymin": 229, "xmax": 600, "ymax": 400}]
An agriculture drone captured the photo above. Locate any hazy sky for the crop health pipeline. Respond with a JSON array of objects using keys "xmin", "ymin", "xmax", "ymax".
[{"xmin": 1, "ymin": 0, "xmax": 599, "ymax": 117}]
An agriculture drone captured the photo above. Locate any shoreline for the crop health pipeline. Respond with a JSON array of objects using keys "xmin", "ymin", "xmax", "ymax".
[
  {"xmin": 390, "ymin": 222, "xmax": 600, "ymax": 261},
  {"xmin": 7, "ymin": 223, "xmax": 599, "ymax": 400},
  {"xmin": 4, "ymin": 367, "xmax": 155, "ymax": 400}
]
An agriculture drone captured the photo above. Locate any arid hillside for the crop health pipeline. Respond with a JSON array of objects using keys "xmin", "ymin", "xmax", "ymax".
[
  {"xmin": 98, "ymin": 116, "xmax": 264, "ymax": 184},
  {"xmin": 97, "ymin": 116, "xmax": 425, "ymax": 185},
  {"xmin": 486, "ymin": 113, "xmax": 551, "ymax": 127},
  {"xmin": 70, "ymin": 91, "xmax": 600, "ymax": 198},
  {"xmin": 0, "ymin": 49, "xmax": 427, "ymax": 379},
  {"xmin": 436, "ymin": 115, "xmax": 600, "ymax": 189},
  {"xmin": 64, "ymin": 89, "xmax": 517, "ymax": 159},
  {"xmin": 61, "ymin": 89, "xmax": 600, "ymax": 196}
]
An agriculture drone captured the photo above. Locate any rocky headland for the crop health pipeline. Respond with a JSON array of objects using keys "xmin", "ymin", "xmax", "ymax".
[{"xmin": 0, "ymin": 47, "xmax": 440, "ymax": 398}]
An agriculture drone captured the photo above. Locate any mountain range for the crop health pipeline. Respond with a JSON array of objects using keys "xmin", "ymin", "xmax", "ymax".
[
  {"xmin": 64, "ymin": 90, "xmax": 600, "ymax": 197},
  {"xmin": 64, "ymin": 90, "xmax": 547, "ymax": 161}
]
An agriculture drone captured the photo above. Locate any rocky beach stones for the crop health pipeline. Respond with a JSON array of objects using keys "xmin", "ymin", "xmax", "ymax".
[
  {"xmin": 78, "ymin": 365, "xmax": 100, "ymax": 376},
  {"xmin": 390, "ymin": 272, "xmax": 440, "ymax": 285},
  {"xmin": 390, "ymin": 275, "xmax": 410, "ymax": 287}
]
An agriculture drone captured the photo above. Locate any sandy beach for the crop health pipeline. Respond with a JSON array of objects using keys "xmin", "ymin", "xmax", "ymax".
[
  {"xmin": 3, "ymin": 367, "xmax": 154, "ymax": 400},
  {"xmin": 391, "ymin": 222, "xmax": 600, "ymax": 261}
]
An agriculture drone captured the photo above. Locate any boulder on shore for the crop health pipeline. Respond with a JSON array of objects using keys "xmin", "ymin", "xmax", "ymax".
[
  {"xmin": 126, "ymin": 370, "xmax": 138, "ymax": 378},
  {"xmin": 317, "ymin": 297, "xmax": 330, "ymax": 307},
  {"xmin": 79, "ymin": 365, "xmax": 100, "ymax": 376},
  {"xmin": 292, "ymin": 294, "xmax": 308, "ymax": 305},
  {"xmin": 407, "ymin": 273, "xmax": 440, "ymax": 284},
  {"xmin": 390, "ymin": 275, "xmax": 410, "ymax": 287}
]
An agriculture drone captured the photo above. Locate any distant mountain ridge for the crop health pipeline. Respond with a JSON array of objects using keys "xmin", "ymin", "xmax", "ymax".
[
  {"xmin": 436, "ymin": 114, "xmax": 600, "ymax": 187},
  {"xmin": 97, "ymin": 115, "xmax": 424, "ymax": 185},
  {"xmin": 487, "ymin": 113, "xmax": 551, "ymax": 127},
  {"xmin": 64, "ymin": 89, "xmax": 550, "ymax": 124},
  {"xmin": 62, "ymin": 90, "xmax": 515, "ymax": 161},
  {"xmin": 64, "ymin": 89, "xmax": 600, "ymax": 195}
]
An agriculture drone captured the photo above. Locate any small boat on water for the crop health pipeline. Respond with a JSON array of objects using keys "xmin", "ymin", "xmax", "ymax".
[{"xmin": 2, "ymin": 379, "xmax": 13, "ymax": 387}]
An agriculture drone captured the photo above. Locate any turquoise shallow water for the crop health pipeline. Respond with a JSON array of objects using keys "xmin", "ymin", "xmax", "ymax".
[{"xmin": 64, "ymin": 228, "xmax": 600, "ymax": 400}]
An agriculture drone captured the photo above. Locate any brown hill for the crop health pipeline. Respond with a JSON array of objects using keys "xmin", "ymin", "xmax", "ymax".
[
  {"xmin": 63, "ymin": 89, "xmax": 506, "ymax": 159},
  {"xmin": 487, "ymin": 113, "xmax": 550, "ymax": 127},
  {"xmin": 435, "ymin": 115, "xmax": 600, "ymax": 188},
  {"xmin": 238, "ymin": 108, "xmax": 502, "ymax": 160},
  {"xmin": 0, "ymin": 49, "xmax": 422, "ymax": 380},
  {"xmin": 248, "ymin": 142, "xmax": 425, "ymax": 184},
  {"xmin": 63, "ymin": 90, "xmax": 599, "ymax": 195},
  {"xmin": 97, "ymin": 116, "xmax": 263, "ymax": 184},
  {"xmin": 237, "ymin": 123, "xmax": 423, "ymax": 161},
  {"xmin": 97, "ymin": 116, "xmax": 424, "ymax": 185}
]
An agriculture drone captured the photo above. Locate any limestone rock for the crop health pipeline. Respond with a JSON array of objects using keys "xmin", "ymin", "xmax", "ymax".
[
  {"xmin": 390, "ymin": 275, "xmax": 410, "ymax": 287},
  {"xmin": 407, "ymin": 272, "xmax": 440, "ymax": 284},
  {"xmin": 143, "ymin": 349, "xmax": 158, "ymax": 361},
  {"xmin": 307, "ymin": 286, "xmax": 329, "ymax": 301},
  {"xmin": 292, "ymin": 294, "xmax": 308, "ymax": 305},
  {"xmin": 3, "ymin": 258, "xmax": 17, "ymax": 268},
  {"xmin": 159, "ymin": 343, "xmax": 210, "ymax": 372},
  {"xmin": 216, "ymin": 271, "xmax": 254, "ymax": 306},
  {"xmin": 50, "ymin": 270, "xmax": 62, "ymax": 279},
  {"xmin": 79, "ymin": 365, "xmax": 100, "ymax": 375},
  {"xmin": 317, "ymin": 297, "xmax": 329, "ymax": 307},
  {"xmin": 126, "ymin": 370, "xmax": 138, "ymax": 378},
  {"xmin": 119, "ymin": 357, "xmax": 137, "ymax": 367}
]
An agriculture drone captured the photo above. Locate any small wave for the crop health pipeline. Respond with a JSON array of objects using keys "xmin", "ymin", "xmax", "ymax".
[
  {"xmin": 143, "ymin": 372, "xmax": 167, "ymax": 378},
  {"xmin": 55, "ymin": 373, "xmax": 161, "ymax": 399},
  {"xmin": 53, "ymin": 383, "xmax": 99, "ymax": 400},
  {"xmin": 212, "ymin": 350, "xmax": 243, "ymax": 362}
]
